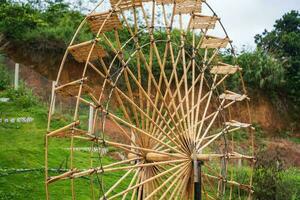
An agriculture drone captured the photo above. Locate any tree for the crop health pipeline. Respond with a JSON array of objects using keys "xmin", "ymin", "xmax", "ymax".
[
  {"xmin": 255, "ymin": 11, "xmax": 300, "ymax": 107},
  {"xmin": 237, "ymin": 49, "xmax": 285, "ymax": 91}
]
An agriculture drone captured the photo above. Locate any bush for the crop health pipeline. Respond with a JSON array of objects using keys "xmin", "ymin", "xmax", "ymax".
[
  {"xmin": 253, "ymin": 149, "xmax": 299, "ymax": 200},
  {"xmin": 238, "ymin": 49, "xmax": 285, "ymax": 90},
  {"xmin": 223, "ymin": 49, "xmax": 285, "ymax": 93},
  {"xmin": 0, "ymin": 57, "xmax": 10, "ymax": 90},
  {"xmin": 4, "ymin": 84, "xmax": 39, "ymax": 109}
]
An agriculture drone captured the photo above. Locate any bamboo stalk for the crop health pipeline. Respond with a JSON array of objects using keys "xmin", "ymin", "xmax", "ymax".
[
  {"xmin": 121, "ymin": 168, "xmax": 140, "ymax": 200},
  {"xmin": 203, "ymin": 173, "xmax": 254, "ymax": 193},
  {"xmin": 196, "ymin": 99, "xmax": 226, "ymax": 148},
  {"xmin": 88, "ymin": 61, "xmax": 141, "ymax": 146},
  {"xmin": 101, "ymin": 167, "xmax": 135, "ymax": 198},
  {"xmin": 149, "ymin": 3, "xmax": 187, "ymax": 139},
  {"xmin": 199, "ymin": 126, "xmax": 241, "ymax": 151},
  {"xmin": 47, "ymin": 121, "xmax": 80, "ymax": 137},
  {"xmin": 71, "ymin": 159, "xmax": 186, "ymax": 180},
  {"xmin": 101, "ymin": 33, "xmax": 186, "ymax": 152},
  {"xmin": 194, "ymin": 74, "xmax": 218, "ymax": 142},
  {"xmin": 138, "ymin": 7, "xmax": 190, "ymax": 146},
  {"xmin": 106, "ymin": 110, "xmax": 184, "ymax": 155},
  {"xmin": 107, "ymin": 162, "xmax": 187, "ymax": 200},
  {"xmin": 47, "ymin": 169, "xmax": 78, "ymax": 184},
  {"xmin": 144, "ymin": 162, "xmax": 189, "ymax": 200},
  {"xmin": 107, "ymin": 140, "xmax": 185, "ymax": 159},
  {"xmin": 158, "ymin": 162, "xmax": 190, "ymax": 200},
  {"xmin": 69, "ymin": 8, "xmax": 117, "ymax": 198}
]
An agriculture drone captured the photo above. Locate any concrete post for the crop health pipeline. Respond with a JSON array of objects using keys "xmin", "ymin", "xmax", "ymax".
[
  {"xmin": 14, "ymin": 63, "xmax": 19, "ymax": 90},
  {"xmin": 88, "ymin": 105, "xmax": 94, "ymax": 133}
]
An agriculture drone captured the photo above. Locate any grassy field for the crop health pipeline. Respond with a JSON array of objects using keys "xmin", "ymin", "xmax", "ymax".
[
  {"xmin": 0, "ymin": 85, "xmax": 299, "ymax": 200},
  {"xmin": 0, "ymin": 86, "xmax": 132, "ymax": 199}
]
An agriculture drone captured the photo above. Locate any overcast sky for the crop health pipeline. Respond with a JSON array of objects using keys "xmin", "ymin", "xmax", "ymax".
[{"xmin": 206, "ymin": 0, "xmax": 299, "ymax": 50}]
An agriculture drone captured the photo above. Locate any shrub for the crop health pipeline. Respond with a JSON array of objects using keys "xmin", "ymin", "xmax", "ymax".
[
  {"xmin": 4, "ymin": 84, "xmax": 39, "ymax": 109},
  {"xmin": 0, "ymin": 57, "xmax": 10, "ymax": 90},
  {"xmin": 238, "ymin": 49, "xmax": 285, "ymax": 90},
  {"xmin": 253, "ymin": 149, "xmax": 299, "ymax": 200},
  {"xmin": 223, "ymin": 49, "xmax": 285, "ymax": 93}
]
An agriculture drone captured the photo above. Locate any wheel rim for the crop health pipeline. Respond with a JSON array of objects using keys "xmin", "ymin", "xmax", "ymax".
[{"xmin": 45, "ymin": 1, "xmax": 255, "ymax": 199}]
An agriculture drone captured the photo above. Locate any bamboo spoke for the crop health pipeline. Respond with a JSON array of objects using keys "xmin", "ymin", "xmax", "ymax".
[
  {"xmin": 144, "ymin": 162, "xmax": 189, "ymax": 200},
  {"xmin": 199, "ymin": 126, "xmax": 241, "ymax": 151},
  {"xmin": 158, "ymin": 162, "xmax": 191, "ymax": 200},
  {"xmin": 101, "ymin": 167, "xmax": 135, "ymax": 198},
  {"xmin": 122, "ymin": 168, "xmax": 141, "ymax": 200},
  {"xmin": 107, "ymin": 162, "xmax": 187, "ymax": 200},
  {"xmin": 101, "ymin": 34, "xmax": 186, "ymax": 151},
  {"xmin": 106, "ymin": 110, "xmax": 184, "ymax": 155},
  {"xmin": 46, "ymin": 1, "xmax": 255, "ymax": 199}
]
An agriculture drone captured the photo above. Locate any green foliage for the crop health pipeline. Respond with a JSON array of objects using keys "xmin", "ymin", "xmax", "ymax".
[
  {"xmin": 1, "ymin": 84, "xmax": 39, "ymax": 109},
  {"xmin": 238, "ymin": 49, "xmax": 285, "ymax": 90},
  {"xmin": 0, "ymin": 58, "xmax": 10, "ymax": 91},
  {"xmin": 0, "ymin": 54, "xmax": 39, "ymax": 109},
  {"xmin": 223, "ymin": 49, "xmax": 285, "ymax": 93},
  {"xmin": 253, "ymin": 149, "xmax": 300, "ymax": 200},
  {"xmin": 255, "ymin": 10, "xmax": 300, "ymax": 107},
  {"xmin": 0, "ymin": 0, "xmax": 89, "ymax": 45}
]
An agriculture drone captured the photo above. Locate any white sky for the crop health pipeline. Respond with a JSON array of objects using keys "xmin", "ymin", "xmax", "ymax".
[{"xmin": 206, "ymin": 0, "xmax": 300, "ymax": 50}]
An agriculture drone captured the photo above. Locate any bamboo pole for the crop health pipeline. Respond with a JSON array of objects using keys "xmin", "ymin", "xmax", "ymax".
[
  {"xmin": 202, "ymin": 173, "xmax": 253, "ymax": 193},
  {"xmin": 101, "ymin": 34, "xmax": 186, "ymax": 152},
  {"xmin": 70, "ymin": 159, "xmax": 187, "ymax": 180},
  {"xmin": 47, "ymin": 121, "xmax": 80, "ymax": 137},
  {"xmin": 89, "ymin": 61, "xmax": 141, "ymax": 146},
  {"xmin": 121, "ymin": 168, "xmax": 140, "ymax": 200},
  {"xmin": 102, "ymin": 167, "xmax": 135, "ymax": 198},
  {"xmin": 106, "ymin": 110, "xmax": 184, "ymax": 155},
  {"xmin": 196, "ymin": 99, "xmax": 226, "ymax": 148},
  {"xmin": 194, "ymin": 74, "xmax": 218, "ymax": 142},
  {"xmin": 158, "ymin": 162, "xmax": 190, "ymax": 200},
  {"xmin": 107, "ymin": 162, "xmax": 187, "ymax": 200},
  {"xmin": 139, "ymin": 6, "xmax": 190, "ymax": 143},
  {"xmin": 145, "ymin": 162, "xmax": 189, "ymax": 200}
]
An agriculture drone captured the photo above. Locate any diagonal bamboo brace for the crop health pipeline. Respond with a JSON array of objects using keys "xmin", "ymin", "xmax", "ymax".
[{"xmin": 128, "ymin": 152, "xmax": 255, "ymax": 162}]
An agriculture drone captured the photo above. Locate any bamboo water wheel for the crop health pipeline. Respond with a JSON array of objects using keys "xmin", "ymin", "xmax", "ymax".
[{"xmin": 45, "ymin": 0, "xmax": 255, "ymax": 199}]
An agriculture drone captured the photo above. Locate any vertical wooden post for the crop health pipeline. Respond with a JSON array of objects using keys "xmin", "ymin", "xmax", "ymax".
[
  {"xmin": 14, "ymin": 63, "xmax": 19, "ymax": 90},
  {"xmin": 88, "ymin": 105, "xmax": 94, "ymax": 133},
  {"xmin": 50, "ymin": 81, "xmax": 56, "ymax": 115}
]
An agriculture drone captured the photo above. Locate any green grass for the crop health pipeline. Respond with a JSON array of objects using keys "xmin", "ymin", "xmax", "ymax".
[
  {"xmin": 0, "ymin": 87, "xmax": 131, "ymax": 200},
  {"xmin": 0, "ymin": 90, "xmax": 47, "ymax": 199},
  {"xmin": 0, "ymin": 81, "xmax": 299, "ymax": 200}
]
